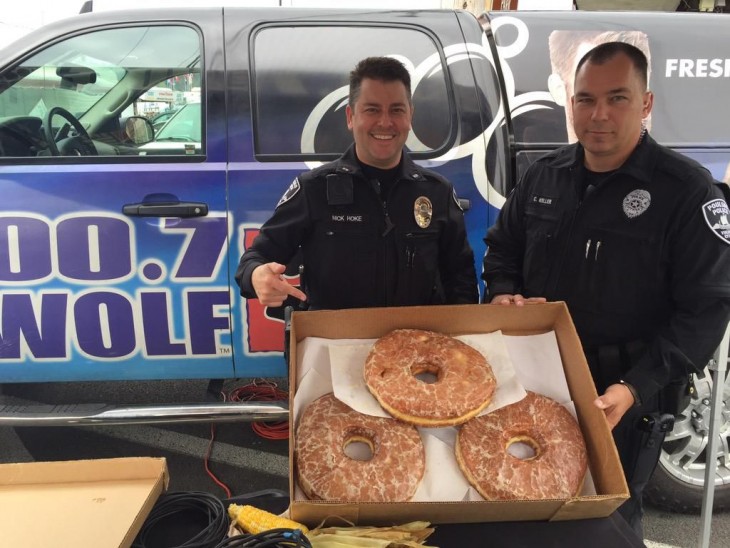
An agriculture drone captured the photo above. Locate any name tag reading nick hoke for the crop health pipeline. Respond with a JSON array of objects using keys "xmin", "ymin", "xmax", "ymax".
[{"xmin": 330, "ymin": 214, "xmax": 363, "ymax": 223}]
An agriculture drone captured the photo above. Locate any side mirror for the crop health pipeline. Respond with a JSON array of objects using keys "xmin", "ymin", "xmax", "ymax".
[{"xmin": 124, "ymin": 116, "xmax": 154, "ymax": 145}]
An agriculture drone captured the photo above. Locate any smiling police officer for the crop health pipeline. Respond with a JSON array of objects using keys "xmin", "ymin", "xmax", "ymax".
[
  {"xmin": 235, "ymin": 56, "xmax": 477, "ymax": 310},
  {"xmin": 483, "ymin": 42, "xmax": 730, "ymax": 538}
]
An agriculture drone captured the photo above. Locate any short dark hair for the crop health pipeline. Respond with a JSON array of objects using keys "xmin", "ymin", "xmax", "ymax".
[
  {"xmin": 349, "ymin": 56, "xmax": 412, "ymax": 108},
  {"xmin": 575, "ymin": 41, "xmax": 649, "ymax": 91}
]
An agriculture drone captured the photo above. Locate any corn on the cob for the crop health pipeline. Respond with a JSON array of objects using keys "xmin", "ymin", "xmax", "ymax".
[{"xmin": 228, "ymin": 503, "xmax": 309, "ymax": 535}]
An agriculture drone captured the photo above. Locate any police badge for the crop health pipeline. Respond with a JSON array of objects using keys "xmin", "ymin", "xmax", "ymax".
[
  {"xmin": 414, "ymin": 196, "xmax": 433, "ymax": 228},
  {"xmin": 622, "ymin": 189, "xmax": 651, "ymax": 219}
]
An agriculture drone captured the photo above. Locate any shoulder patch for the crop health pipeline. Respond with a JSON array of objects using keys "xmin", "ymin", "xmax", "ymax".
[
  {"xmin": 276, "ymin": 178, "xmax": 301, "ymax": 208},
  {"xmin": 702, "ymin": 198, "xmax": 730, "ymax": 245}
]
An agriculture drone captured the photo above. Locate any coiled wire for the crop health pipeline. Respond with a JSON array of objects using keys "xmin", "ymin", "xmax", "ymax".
[
  {"xmin": 132, "ymin": 491, "xmax": 228, "ymax": 548},
  {"xmin": 132, "ymin": 491, "xmax": 308, "ymax": 548},
  {"xmin": 213, "ymin": 528, "xmax": 312, "ymax": 548}
]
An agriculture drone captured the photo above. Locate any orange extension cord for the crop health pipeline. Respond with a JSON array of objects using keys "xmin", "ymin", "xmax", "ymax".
[
  {"xmin": 228, "ymin": 379, "xmax": 290, "ymax": 441},
  {"xmin": 204, "ymin": 379, "xmax": 289, "ymax": 497}
]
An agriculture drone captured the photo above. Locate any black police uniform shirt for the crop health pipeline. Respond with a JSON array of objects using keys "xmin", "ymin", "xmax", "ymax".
[
  {"xmin": 235, "ymin": 144, "xmax": 478, "ymax": 310},
  {"xmin": 483, "ymin": 133, "xmax": 730, "ymax": 405}
]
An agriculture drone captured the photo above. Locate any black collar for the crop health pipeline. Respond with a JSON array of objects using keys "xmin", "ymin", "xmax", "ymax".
[
  {"xmin": 549, "ymin": 132, "xmax": 659, "ymax": 184},
  {"xmin": 334, "ymin": 144, "xmax": 430, "ymax": 183}
]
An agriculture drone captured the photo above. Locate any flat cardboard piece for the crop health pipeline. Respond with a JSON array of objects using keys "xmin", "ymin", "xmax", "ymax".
[
  {"xmin": 288, "ymin": 302, "xmax": 629, "ymax": 526},
  {"xmin": 0, "ymin": 457, "xmax": 168, "ymax": 548}
]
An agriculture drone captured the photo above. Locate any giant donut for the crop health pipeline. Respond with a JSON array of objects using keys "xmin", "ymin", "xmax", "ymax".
[
  {"xmin": 363, "ymin": 329, "xmax": 496, "ymax": 427},
  {"xmin": 456, "ymin": 391, "xmax": 588, "ymax": 500},
  {"xmin": 295, "ymin": 393, "xmax": 425, "ymax": 502}
]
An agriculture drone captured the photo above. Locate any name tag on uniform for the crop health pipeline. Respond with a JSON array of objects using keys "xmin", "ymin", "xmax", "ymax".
[
  {"xmin": 531, "ymin": 194, "xmax": 553, "ymax": 206},
  {"xmin": 330, "ymin": 214, "xmax": 364, "ymax": 223}
]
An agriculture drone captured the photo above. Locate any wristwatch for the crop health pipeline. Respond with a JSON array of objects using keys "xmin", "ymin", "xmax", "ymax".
[{"xmin": 619, "ymin": 379, "xmax": 642, "ymax": 407}]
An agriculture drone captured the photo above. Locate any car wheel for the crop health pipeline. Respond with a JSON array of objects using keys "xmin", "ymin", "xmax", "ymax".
[{"xmin": 645, "ymin": 370, "xmax": 730, "ymax": 513}]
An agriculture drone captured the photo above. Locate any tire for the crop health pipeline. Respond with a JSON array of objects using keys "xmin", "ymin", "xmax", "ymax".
[{"xmin": 644, "ymin": 369, "xmax": 730, "ymax": 513}]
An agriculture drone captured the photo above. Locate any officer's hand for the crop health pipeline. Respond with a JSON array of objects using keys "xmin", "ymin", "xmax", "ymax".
[
  {"xmin": 252, "ymin": 262, "xmax": 307, "ymax": 307},
  {"xmin": 594, "ymin": 383, "xmax": 635, "ymax": 430},
  {"xmin": 490, "ymin": 293, "xmax": 547, "ymax": 306}
]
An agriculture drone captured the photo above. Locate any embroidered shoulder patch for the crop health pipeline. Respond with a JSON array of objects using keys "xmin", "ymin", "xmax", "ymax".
[
  {"xmin": 276, "ymin": 178, "xmax": 301, "ymax": 208},
  {"xmin": 702, "ymin": 198, "xmax": 730, "ymax": 245}
]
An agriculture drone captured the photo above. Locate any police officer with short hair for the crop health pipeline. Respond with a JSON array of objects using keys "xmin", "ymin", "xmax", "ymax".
[
  {"xmin": 482, "ymin": 42, "xmax": 730, "ymax": 537},
  {"xmin": 235, "ymin": 56, "xmax": 477, "ymax": 310}
]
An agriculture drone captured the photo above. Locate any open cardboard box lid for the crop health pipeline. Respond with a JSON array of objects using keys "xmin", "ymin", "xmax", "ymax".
[
  {"xmin": 0, "ymin": 457, "xmax": 168, "ymax": 548},
  {"xmin": 288, "ymin": 302, "xmax": 629, "ymax": 526}
]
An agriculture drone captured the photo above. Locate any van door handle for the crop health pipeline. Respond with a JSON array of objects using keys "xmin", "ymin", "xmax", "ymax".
[{"xmin": 122, "ymin": 201, "xmax": 209, "ymax": 217}]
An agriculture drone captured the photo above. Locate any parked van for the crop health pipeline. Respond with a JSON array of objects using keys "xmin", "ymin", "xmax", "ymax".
[{"xmin": 0, "ymin": 7, "xmax": 728, "ymax": 511}]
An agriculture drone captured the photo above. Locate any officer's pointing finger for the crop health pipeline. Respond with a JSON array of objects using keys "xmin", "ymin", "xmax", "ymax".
[{"xmin": 284, "ymin": 283, "xmax": 307, "ymax": 302}]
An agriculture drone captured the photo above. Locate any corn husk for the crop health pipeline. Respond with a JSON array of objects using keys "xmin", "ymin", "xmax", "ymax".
[{"xmin": 306, "ymin": 520, "xmax": 437, "ymax": 548}]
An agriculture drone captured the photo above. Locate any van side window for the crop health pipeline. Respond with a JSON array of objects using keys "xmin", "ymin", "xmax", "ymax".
[
  {"xmin": 251, "ymin": 25, "xmax": 452, "ymax": 160},
  {"xmin": 0, "ymin": 25, "xmax": 202, "ymax": 160}
]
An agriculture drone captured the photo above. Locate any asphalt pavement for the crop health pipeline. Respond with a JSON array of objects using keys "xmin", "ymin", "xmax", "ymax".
[
  {"xmin": 1, "ymin": 379, "xmax": 729, "ymax": 547},
  {"xmin": 0, "ymin": 380, "xmax": 289, "ymax": 496}
]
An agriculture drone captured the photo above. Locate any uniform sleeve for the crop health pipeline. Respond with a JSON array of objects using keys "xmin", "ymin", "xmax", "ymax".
[
  {"xmin": 234, "ymin": 177, "xmax": 311, "ymax": 298},
  {"xmin": 439, "ymin": 185, "xmax": 479, "ymax": 304},
  {"xmin": 623, "ymin": 176, "xmax": 730, "ymax": 405},
  {"xmin": 481, "ymin": 170, "xmax": 531, "ymax": 302}
]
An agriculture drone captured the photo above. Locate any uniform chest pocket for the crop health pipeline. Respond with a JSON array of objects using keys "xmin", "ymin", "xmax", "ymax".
[
  {"xmin": 321, "ymin": 226, "xmax": 371, "ymax": 238},
  {"xmin": 403, "ymin": 230, "xmax": 440, "ymax": 269},
  {"xmin": 315, "ymin": 223, "xmax": 378, "ymax": 263},
  {"xmin": 315, "ymin": 223, "xmax": 380, "ymax": 247},
  {"xmin": 522, "ymin": 207, "xmax": 561, "ymax": 297},
  {"xmin": 396, "ymin": 230, "xmax": 441, "ymax": 305},
  {"xmin": 579, "ymin": 227, "xmax": 663, "ymax": 314}
]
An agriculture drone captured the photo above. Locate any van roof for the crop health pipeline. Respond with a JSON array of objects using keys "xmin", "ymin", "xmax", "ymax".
[{"xmin": 80, "ymin": 0, "xmax": 445, "ymax": 13}]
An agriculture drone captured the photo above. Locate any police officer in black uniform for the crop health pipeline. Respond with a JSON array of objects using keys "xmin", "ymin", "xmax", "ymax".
[
  {"xmin": 236, "ymin": 56, "xmax": 477, "ymax": 310},
  {"xmin": 483, "ymin": 42, "xmax": 730, "ymax": 538}
]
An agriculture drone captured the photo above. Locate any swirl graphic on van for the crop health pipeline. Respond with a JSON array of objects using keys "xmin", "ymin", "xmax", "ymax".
[{"xmin": 300, "ymin": 23, "xmax": 558, "ymax": 210}]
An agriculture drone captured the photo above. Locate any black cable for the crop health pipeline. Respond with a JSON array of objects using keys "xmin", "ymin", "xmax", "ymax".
[
  {"xmin": 132, "ymin": 491, "xmax": 229, "ymax": 548},
  {"xmin": 213, "ymin": 528, "xmax": 312, "ymax": 548}
]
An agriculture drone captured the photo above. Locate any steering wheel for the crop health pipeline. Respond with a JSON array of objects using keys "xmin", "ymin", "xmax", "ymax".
[{"xmin": 43, "ymin": 107, "xmax": 98, "ymax": 156}]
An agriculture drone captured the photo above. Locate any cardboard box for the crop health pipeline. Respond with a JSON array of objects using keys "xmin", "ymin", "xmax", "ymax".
[
  {"xmin": 0, "ymin": 457, "xmax": 168, "ymax": 548},
  {"xmin": 288, "ymin": 302, "xmax": 629, "ymax": 526}
]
